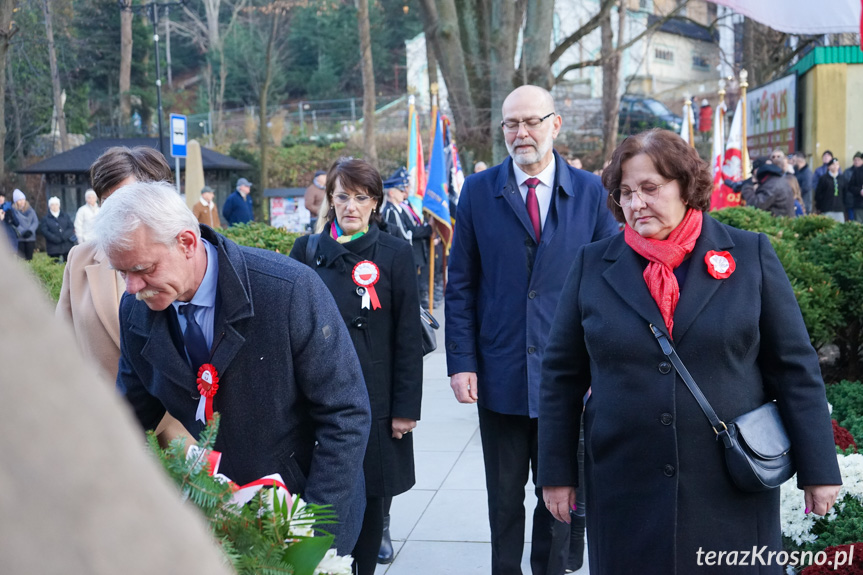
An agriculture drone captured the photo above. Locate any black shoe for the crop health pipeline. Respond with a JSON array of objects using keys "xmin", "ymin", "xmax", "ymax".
[
  {"xmin": 566, "ymin": 511, "xmax": 586, "ymax": 572},
  {"xmin": 377, "ymin": 514, "xmax": 394, "ymax": 564}
]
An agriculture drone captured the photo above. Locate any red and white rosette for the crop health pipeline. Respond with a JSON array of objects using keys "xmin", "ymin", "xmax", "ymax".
[
  {"xmin": 195, "ymin": 363, "xmax": 220, "ymax": 424},
  {"xmin": 352, "ymin": 260, "xmax": 382, "ymax": 310},
  {"xmin": 705, "ymin": 250, "xmax": 736, "ymax": 280}
]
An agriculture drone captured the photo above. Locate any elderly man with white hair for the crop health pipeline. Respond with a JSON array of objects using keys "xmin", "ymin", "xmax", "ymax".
[
  {"xmin": 91, "ymin": 181, "xmax": 371, "ymax": 555},
  {"xmin": 74, "ymin": 189, "xmax": 100, "ymax": 243},
  {"xmin": 40, "ymin": 196, "xmax": 76, "ymax": 262}
]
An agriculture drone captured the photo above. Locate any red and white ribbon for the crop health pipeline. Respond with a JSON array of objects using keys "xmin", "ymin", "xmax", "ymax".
[
  {"xmin": 352, "ymin": 260, "xmax": 382, "ymax": 310},
  {"xmin": 195, "ymin": 364, "xmax": 220, "ymax": 424},
  {"xmin": 186, "ymin": 446, "xmax": 292, "ymax": 509}
]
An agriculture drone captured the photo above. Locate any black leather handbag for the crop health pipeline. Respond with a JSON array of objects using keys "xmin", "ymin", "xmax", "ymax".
[
  {"xmin": 420, "ymin": 307, "xmax": 439, "ymax": 356},
  {"xmin": 649, "ymin": 324, "xmax": 795, "ymax": 492}
]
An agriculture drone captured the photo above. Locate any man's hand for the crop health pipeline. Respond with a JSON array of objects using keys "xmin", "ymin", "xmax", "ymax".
[
  {"xmin": 804, "ymin": 485, "xmax": 841, "ymax": 516},
  {"xmin": 450, "ymin": 372, "xmax": 478, "ymax": 403},
  {"xmin": 543, "ymin": 486, "xmax": 576, "ymax": 523},
  {"xmin": 392, "ymin": 417, "xmax": 417, "ymax": 439}
]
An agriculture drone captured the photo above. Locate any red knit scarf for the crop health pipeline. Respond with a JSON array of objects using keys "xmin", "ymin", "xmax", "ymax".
[{"xmin": 623, "ymin": 208, "xmax": 703, "ymax": 336}]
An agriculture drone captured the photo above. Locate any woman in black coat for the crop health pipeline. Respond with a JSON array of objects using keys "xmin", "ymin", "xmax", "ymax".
[
  {"xmin": 538, "ymin": 129, "xmax": 841, "ymax": 574},
  {"xmin": 290, "ymin": 158, "xmax": 422, "ymax": 575},
  {"xmin": 40, "ymin": 196, "xmax": 77, "ymax": 261}
]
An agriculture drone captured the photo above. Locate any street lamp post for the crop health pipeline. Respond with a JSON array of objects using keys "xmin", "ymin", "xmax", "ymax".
[{"xmin": 118, "ymin": 1, "xmax": 186, "ymax": 154}]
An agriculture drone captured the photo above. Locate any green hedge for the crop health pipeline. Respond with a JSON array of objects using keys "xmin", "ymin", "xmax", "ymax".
[
  {"xmin": 712, "ymin": 208, "xmax": 863, "ymax": 381},
  {"xmin": 221, "ymin": 222, "xmax": 302, "ymax": 255},
  {"xmin": 26, "ymin": 253, "xmax": 66, "ymax": 303}
]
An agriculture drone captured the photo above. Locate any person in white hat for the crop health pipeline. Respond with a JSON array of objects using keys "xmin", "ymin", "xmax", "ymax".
[
  {"xmin": 74, "ymin": 189, "xmax": 100, "ymax": 243},
  {"xmin": 12, "ymin": 189, "xmax": 38, "ymax": 261}
]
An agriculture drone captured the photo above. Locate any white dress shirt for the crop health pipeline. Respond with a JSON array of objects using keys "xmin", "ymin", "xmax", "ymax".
[{"xmin": 512, "ymin": 156, "xmax": 556, "ymax": 230}]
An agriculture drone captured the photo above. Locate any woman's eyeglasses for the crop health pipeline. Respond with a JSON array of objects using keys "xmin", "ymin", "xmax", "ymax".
[
  {"xmin": 332, "ymin": 192, "xmax": 373, "ymax": 206},
  {"xmin": 610, "ymin": 180, "xmax": 673, "ymax": 208}
]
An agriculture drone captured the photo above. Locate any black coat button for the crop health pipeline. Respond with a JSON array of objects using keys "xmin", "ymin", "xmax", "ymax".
[
  {"xmin": 351, "ymin": 317, "xmax": 367, "ymax": 330},
  {"xmin": 528, "ymin": 346, "xmax": 536, "ymax": 354},
  {"xmin": 660, "ymin": 413, "xmax": 673, "ymax": 425},
  {"xmin": 664, "ymin": 464, "xmax": 675, "ymax": 477},
  {"xmin": 528, "ymin": 290, "xmax": 537, "ymax": 299},
  {"xmin": 658, "ymin": 361, "xmax": 672, "ymax": 374}
]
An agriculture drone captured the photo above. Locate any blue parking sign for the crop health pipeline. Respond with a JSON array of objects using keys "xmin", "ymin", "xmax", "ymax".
[{"xmin": 170, "ymin": 114, "xmax": 187, "ymax": 158}]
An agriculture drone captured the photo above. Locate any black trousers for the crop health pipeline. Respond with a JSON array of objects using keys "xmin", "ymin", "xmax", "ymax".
[
  {"xmin": 17, "ymin": 241, "xmax": 34, "ymax": 261},
  {"xmin": 352, "ymin": 496, "xmax": 384, "ymax": 575},
  {"xmin": 478, "ymin": 406, "xmax": 568, "ymax": 575}
]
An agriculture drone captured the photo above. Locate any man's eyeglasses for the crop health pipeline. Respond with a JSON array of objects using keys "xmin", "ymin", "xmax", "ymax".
[
  {"xmin": 333, "ymin": 192, "xmax": 373, "ymax": 206},
  {"xmin": 609, "ymin": 180, "xmax": 674, "ymax": 208},
  {"xmin": 500, "ymin": 112, "xmax": 556, "ymax": 132}
]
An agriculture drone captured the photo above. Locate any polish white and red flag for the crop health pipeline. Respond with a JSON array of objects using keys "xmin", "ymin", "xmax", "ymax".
[
  {"xmin": 712, "ymin": 99, "xmax": 744, "ymax": 211},
  {"xmin": 705, "ymin": 0, "xmax": 862, "ymax": 37}
]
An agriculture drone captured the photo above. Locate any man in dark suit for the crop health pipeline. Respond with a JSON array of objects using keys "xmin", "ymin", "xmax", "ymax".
[
  {"xmin": 445, "ymin": 84, "xmax": 619, "ymax": 575},
  {"xmin": 91, "ymin": 181, "xmax": 371, "ymax": 555}
]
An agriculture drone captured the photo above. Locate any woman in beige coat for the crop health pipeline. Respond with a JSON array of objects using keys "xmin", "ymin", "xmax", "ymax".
[{"xmin": 56, "ymin": 146, "xmax": 190, "ymax": 445}]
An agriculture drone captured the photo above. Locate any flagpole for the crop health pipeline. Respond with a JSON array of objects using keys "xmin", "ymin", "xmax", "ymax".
[
  {"xmin": 407, "ymin": 95, "xmax": 415, "ymax": 173},
  {"xmin": 717, "ymin": 78, "xmax": 726, "ymax": 152},
  {"xmin": 685, "ymin": 99, "xmax": 695, "ymax": 148},
  {"xmin": 429, "ymin": 83, "xmax": 439, "ymax": 148},
  {"xmin": 427, "ymin": 87, "xmax": 438, "ymax": 315},
  {"xmin": 739, "ymin": 69, "xmax": 750, "ymax": 178}
]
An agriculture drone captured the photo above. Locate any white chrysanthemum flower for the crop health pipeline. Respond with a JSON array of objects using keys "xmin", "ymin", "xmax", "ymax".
[
  {"xmin": 314, "ymin": 548, "xmax": 354, "ymax": 575},
  {"xmin": 285, "ymin": 497, "xmax": 315, "ymax": 538},
  {"xmin": 781, "ymin": 452, "xmax": 863, "ymax": 544}
]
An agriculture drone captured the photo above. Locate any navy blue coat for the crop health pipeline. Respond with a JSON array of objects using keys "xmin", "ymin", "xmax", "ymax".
[
  {"xmin": 116, "ymin": 226, "xmax": 371, "ymax": 554},
  {"xmin": 445, "ymin": 151, "xmax": 619, "ymax": 417},
  {"xmin": 222, "ymin": 190, "xmax": 254, "ymax": 226},
  {"xmin": 1, "ymin": 202, "xmax": 19, "ymax": 251},
  {"xmin": 539, "ymin": 214, "xmax": 841, "ymax": 574}
]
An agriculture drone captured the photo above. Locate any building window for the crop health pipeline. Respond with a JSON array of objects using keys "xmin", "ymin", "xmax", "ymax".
[
  {"xmin": 655, "ymin": 47, "xmax": 674, "ymax": 63},
  {"xmin": 639, "ymin": 0, "xmax": 649, "ymax": 9},
  {"xmin": 692, "ymin": 54, "xmax": 710, "ymax": 70}
]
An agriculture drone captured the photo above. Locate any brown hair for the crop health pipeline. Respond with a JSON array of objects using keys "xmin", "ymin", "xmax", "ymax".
[
  {"xmin": 89, "ymin": 146, "xmax": 174, "ymax": 200},
  {"xmin": 324, "ymin": 157, "xmax": 384, "ymax": 226},
  {"xmin": 601, "ymin": 129, "xmax": 713, "ymax": 222}
]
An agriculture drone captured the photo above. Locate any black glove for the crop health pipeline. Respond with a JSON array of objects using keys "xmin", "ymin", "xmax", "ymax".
[{"xmin": 21, "ymin": 230, "xmax": 33, "ymax": 239}]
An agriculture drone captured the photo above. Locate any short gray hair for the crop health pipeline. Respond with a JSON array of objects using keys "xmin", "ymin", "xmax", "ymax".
[
  {"xmin": 48, "ymin": 196, "xmax": 61, "ymax": 207},
  {"xmin": 92, "ymin": 181, "xmax": 199, "ymax": 254},
  {"xmin": 85, "ymin": 189, "xmax": 97, "ymax": 201}
]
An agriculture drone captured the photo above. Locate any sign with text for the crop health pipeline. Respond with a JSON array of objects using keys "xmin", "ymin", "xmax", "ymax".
[
  {"xmin": 170, "ymin": 114, "xmax": 188, "ymax": 158},
  {"xmin": 746, "ymin": 74, "xmax": 796, "ymax": 158}
]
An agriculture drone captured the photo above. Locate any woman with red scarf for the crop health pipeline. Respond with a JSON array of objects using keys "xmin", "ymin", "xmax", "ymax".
[{"xmin": 537, "ymin": 129, "xmax": 841, "ymax": 574}]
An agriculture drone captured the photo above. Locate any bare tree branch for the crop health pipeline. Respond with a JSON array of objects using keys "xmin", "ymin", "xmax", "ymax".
[
  {"xmin": 549, "ymin": 0, "xmax": 615, "ymax": 66},
  {"xmin": 554, "ymin": 1, "xmax": 688, "ymax": 84}
]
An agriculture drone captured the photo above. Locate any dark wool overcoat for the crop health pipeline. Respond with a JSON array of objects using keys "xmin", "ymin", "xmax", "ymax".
[
  {"xmin": 291, "ymin": 223, "xmax": 423, "ymax": 498},
  {"xmin": 445, "ymin": 150, "xmax": 620, "ymax": 418},
  {"xmin": 39, "ymin": 211, "xmax": 76, "ymax": 257},
  {"xmin": 538, "ymin": 214, "xmax": 841, "ymax": 574},
  {"xmin": 117, "ymin": 226, "xmax": 371, "ymax": 555}
]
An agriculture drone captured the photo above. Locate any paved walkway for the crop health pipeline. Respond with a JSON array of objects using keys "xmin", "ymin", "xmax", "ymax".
[{"xmin": 374, "ymin": 305, "xmax": 590, "ymax": 575}]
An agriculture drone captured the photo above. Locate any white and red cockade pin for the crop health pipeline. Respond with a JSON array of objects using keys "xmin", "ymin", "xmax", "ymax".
[
  {"xmin": 705, "ymin": 250, "xmax": 736, "ymax": 280},
  {"xmin": 195, "ymin": 363, "xmax": 220, "ymax": 423},
  {"xmin": 352, "ymin": 260, "xmax": 382, "ymax": 310}
]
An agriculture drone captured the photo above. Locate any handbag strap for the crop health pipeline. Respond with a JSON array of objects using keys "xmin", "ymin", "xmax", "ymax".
[
  {"xmin": 305, "ymin": 233, "xmax": 320, "ymax": 265},
  {"xmin": 649, "ymin": 323, "xmax": 729, "ymax": 436}
]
